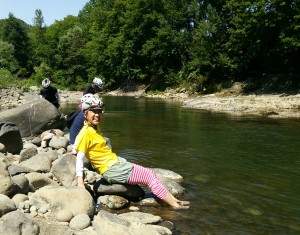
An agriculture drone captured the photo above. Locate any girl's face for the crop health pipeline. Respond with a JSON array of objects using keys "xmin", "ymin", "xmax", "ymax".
[{"xmin": 84, "ymin": 108, "xmax": 103, "ymax": 126}]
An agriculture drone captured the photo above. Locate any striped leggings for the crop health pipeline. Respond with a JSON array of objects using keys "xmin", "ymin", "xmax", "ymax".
[{"xmin": 127, "ymin": 164, "xmax": 168, "ymax": 199}]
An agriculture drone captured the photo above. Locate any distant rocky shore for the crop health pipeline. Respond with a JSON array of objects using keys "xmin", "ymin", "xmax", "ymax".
[{"xmin": 2, "ymin": 85, "xmax": 299, "ymax": 119}]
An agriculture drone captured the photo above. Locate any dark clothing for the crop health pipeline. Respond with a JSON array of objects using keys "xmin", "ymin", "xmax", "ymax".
[
  {"xmin": 71, "ymin": 84, "xmax": 98, "ymax": 144},
  {"xmin": 84, "ymin": 85, "xmax": 97, "ymax": 95},
  {"xmin": 40, "ymin": 86, "xmax": 59, "ymax": 108},
  {"xmin": 70, "ymin": 111, "xmax": 84, "ymax": 144}
]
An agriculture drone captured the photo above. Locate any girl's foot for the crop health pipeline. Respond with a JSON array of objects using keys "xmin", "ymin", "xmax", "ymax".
[
  {"xmin": 178, "ymin": 200, "xmax": 190, "ymax": 206},
  {"xmin": 172, "ymin": 203, "xmax": 190, "ymax": 209}
]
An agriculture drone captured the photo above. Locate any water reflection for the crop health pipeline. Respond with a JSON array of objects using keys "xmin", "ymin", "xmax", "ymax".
[{"xmin": 61, "ymin": 96, "xmax": 300, "ymax": 234}]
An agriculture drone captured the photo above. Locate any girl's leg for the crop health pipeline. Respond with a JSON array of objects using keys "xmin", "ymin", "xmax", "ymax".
[{"xmin": 128, "ymin": 164, "xmax": 189, "ymax": 208}]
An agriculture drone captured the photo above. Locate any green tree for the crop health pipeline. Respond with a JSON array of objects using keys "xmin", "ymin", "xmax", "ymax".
[
  {"xmin": 56, "ymin": 26, "xmax": 88, "ymax": 86},
  {"xmin": 78, "ymin": 0, "xmax": 127, "ymax": 86},
  {"xmin": 270, "ymin": 0, "xmax": 300, "ymax": 79},
  {"xmin": 44, "ymin": 16, "xmax": 78, "ymax": 69},
  {"xmin": 78, "ymin": 0, "xmax": 197, "ymax": 89},
  {"xmin": 0, "ymin": 40, "xmax": 19, "ymax": 72},
  {"xmin": 2, "ymin": 13, "xmax": 31, "ymax": 75},
  {"xmin": 31, "ymin": 9, "xmax": 47, "ymax": 66},
  {"xmin": 17, "ymin": 0, "xmax": 298, "ymax": 91},
  {"xmin": 188, "ymin": 3, "xmax": 231, "ymax": 89},
  {"xmin": 224, "ymin": 0, "xmax": 300, "ymax": 82}
]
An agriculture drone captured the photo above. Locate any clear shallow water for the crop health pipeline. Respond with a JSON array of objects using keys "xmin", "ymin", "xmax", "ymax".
[{"xmin": 62, "ymin": 96, "xmax": 300, "ymax": 234}]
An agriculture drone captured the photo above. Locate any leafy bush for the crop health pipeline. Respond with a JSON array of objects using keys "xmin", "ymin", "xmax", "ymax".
[
  {"xmin": 0, "ymin": 69, "xmax": 16, "ymax": 87},
  {"xmin": 31, "ymin": 63, "xmax": 53, "ymax": 85},
  {"xmin": 17, "ymin": 78, "xmax": 38, "ymax": 91},
  {"xmin": 0, "ymin": 69, "xmax": 38, "ymax": 90}
]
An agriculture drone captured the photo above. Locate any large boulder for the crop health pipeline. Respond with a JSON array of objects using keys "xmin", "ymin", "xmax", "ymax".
[
  {"xmin": 0, "ymin": 194, "xmax": 16, "ymax": 217},
  {"xmin": 92, "ymin": 210, "xmax": 172, "ymax": 235},
  {"xmin": 51, "ymin": 154, "xmax": 76, "ymax": 186},
  {"xmin": 0, "ymin": 121, "xmax": 23, "ymax": 154},
  {"xmin": 0, "ymin": 211, "xmax": 40, "ymax": 235},
  {"xmin": 0, "ymin": 156, "xmax": 16, "ymax": 196},
  {"xmin": 0, "ymin": 98, "xmax": 66, "ymax": 137},
  {"xmin": 25, "ymin": 172, "xmax": 59, "ymax": 191},
  {"xmin": 12, "ymin": 174, "xmax": 30, "ymax": 194},
  {"xmin": 93, "ymin": 178, "xmax": 145, "ymax": 202},
  {"xmin": 32, "ymin": 186, "xmax": 95, "ymax": 218},
  {"xmin": 19, "ymin": 153, "xmax": 53, "ymax": 173}
]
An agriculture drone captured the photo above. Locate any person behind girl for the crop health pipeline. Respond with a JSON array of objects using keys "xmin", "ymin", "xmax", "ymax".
[
  {"xmin": 70, "ymin": 77, "xmax": 104, "ymax": 154},
  {"xmin": 83, "ymin": 77, "xmax": 103, "ymax": 95},
  {"xmin": 40, "ymin": 78, "xmax": 60, "ymax": 109},
  {"xmin": 75, "ymin": 94, "xmax": 190, "ymax": 209}
]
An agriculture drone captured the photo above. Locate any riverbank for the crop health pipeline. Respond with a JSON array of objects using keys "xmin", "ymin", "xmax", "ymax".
[
  {"xmin": 100, "ymin": 86, "xmax": 300, "ymax": 119},
  {"xmin": 1, "ymin": 86, "xmax": 300, "ymax": 119}
]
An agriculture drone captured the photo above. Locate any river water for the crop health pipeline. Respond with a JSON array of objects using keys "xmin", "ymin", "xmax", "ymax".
[{"xmin": 62, "ymin": 96, "xmax": 300, "ymax": 234}]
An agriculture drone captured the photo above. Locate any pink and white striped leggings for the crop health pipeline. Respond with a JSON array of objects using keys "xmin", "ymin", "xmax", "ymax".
[{"xmin": 128, "ymin": 164, "xmax": 168, "ymax": 199}]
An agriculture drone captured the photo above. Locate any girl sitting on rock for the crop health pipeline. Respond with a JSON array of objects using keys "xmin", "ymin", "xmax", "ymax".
[{"xmin": 75, "ymin": 94, "xmax": 189, "ymax": 209}]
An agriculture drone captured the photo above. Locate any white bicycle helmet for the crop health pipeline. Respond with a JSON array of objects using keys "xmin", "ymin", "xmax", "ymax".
[
  {"xmin": 81, "ymin": 93, "xmax": 104, "ymax": 112},
  {"xmin": 42, "ymin": 78, "xmax": 51, "ymax": 88},
  {"xmin": 92, "ymin": 77, "xmax": 103, "ymax": 88}
]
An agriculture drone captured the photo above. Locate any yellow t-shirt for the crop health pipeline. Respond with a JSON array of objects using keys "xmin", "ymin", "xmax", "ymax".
[{"xmin": 75, "ymin": 124, "xmax": 119, "ymax": 174}]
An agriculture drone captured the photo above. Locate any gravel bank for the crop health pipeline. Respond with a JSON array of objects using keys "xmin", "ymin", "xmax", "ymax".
[
  {"xmin": 1, "ymin": 87, "xmax": 300, "ymax": 119},
  {"xmin": 182, "ymin": 93, "xmax": 300, "ymax": 118},
  {"xmin": 105, "ymin": 88, "xmax": 300, "ymax": 119}
]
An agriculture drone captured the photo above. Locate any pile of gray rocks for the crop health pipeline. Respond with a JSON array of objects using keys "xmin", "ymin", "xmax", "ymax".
[{"xmin": 0, "ymin": 126, "xmax": 187, "ymax": 235}]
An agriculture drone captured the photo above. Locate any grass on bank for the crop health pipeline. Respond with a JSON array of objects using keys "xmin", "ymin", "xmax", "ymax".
[
  {"xmin": 0, "ymin": 69, "xmax": 75, "ymax": 91},
  {"xmin": 0, "ymin": 69, "xmax": 39, "ymax": 90}
]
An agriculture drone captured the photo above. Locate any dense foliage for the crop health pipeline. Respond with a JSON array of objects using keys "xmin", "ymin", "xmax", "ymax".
[{"xmin": 0, "ymin": 0, "xmax": 299, "ymax": 92}]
